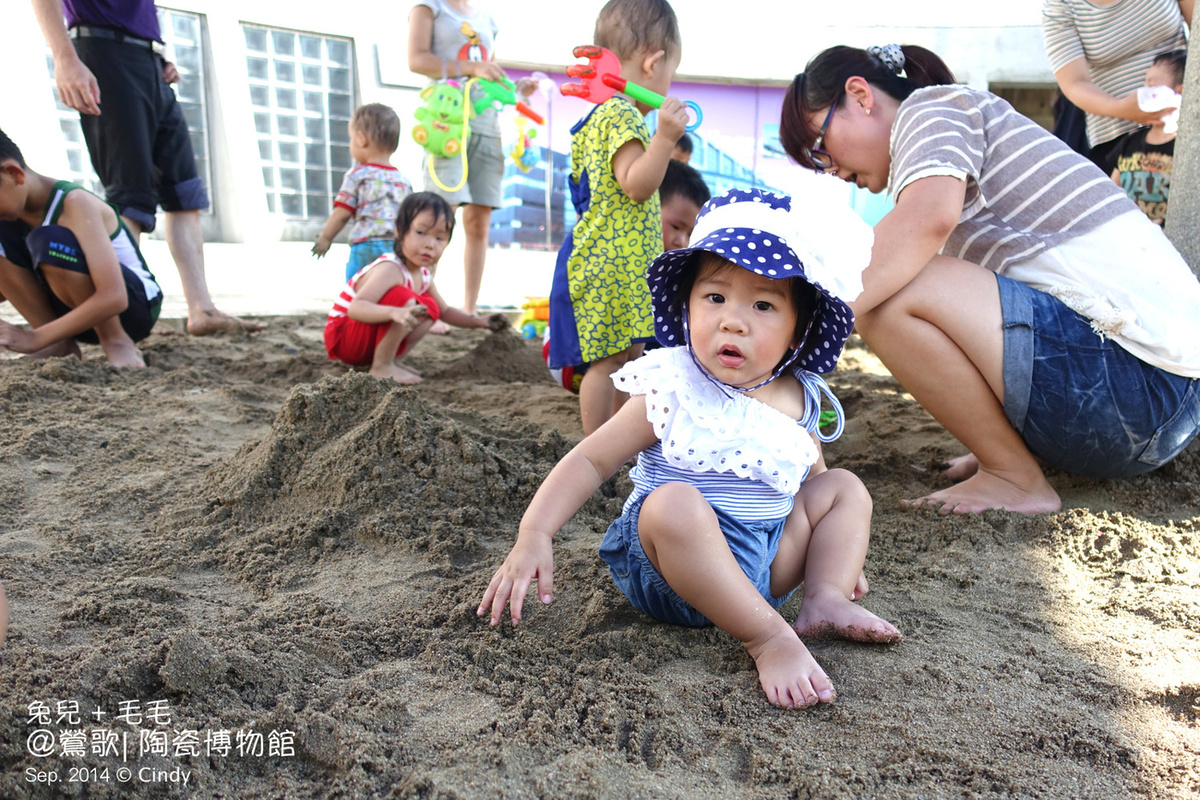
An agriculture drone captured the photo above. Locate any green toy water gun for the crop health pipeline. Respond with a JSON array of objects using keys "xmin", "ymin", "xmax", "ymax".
[{"xmin": 472, "ymin": 77, "xmax": 545, "ymax": 124}]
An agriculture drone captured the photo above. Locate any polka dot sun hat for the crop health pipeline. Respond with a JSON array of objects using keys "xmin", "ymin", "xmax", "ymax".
[{"xmin": 647, "ymin": 187, "xmax": 873, "ymax": 375}]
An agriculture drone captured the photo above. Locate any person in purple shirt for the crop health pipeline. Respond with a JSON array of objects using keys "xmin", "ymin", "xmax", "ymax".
[{"xmin": 31, "ymin": 0, "xmax": 261, "ymax": 336}]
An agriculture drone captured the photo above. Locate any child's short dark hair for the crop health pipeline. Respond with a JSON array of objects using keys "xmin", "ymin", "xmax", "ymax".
[
  {"xmin": 594, "ymin": 0, "xmax": 680, "ymax": 61},
  {"xmin": 674, "ymin": 132, "xmax": 693, "ymax": 156},
  {"xmin": 394, "ymin": 192, "xmax": 455, "ymax": 258},
  {"xmin": 674, "ymin": 252, "xmax": 819, "ymax": 347},
  {"xmin": 0, "ymin": 129, "xmax": 26, "ymax": 167},
  {"xmin": 351, "ymin": 103, "xmax": 401, "ymax": 152},
  {"xmin": 661, "ymin": 159, "xmax": 709, "ymax": 208},
  {"xmin": 1154, "ymin": 49, "xmax": 1188, "ymax": 87}
]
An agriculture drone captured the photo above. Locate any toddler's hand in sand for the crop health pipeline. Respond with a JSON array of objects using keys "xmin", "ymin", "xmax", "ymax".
[
  {"xmin": 478, "ymin": 532, "xmax": 554, "ymax": 626},
  {"xmin": 389, "ymin": 302, "xmax": 424, "ymax": 327},
  {"xmin": 486, "ymin": 313, "xmax": 509, "ymax": 332}
]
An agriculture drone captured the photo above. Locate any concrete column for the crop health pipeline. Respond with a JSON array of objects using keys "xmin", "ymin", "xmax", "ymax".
[{"xmin": 1165, "ymin": 14, "xmax": 1200, "ymax": 273}]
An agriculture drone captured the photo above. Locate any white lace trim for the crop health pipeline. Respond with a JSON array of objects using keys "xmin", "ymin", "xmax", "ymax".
[
  {"xmin": 613, "ymin": 348, "xmax": 819, "ymax": 495},
  {"xmin": 1047, "ymin": 285, "xmax": 1137, "ymax": 338}
]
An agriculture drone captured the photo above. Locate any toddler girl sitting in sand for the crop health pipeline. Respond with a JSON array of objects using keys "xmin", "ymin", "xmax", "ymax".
[
  {"xmin": 324, "ymin": 192, "xmax": 495, "ymax": 382},
  {"xmin": 478, "ymin": 189, "xmax": 901, "ymax": 709}
]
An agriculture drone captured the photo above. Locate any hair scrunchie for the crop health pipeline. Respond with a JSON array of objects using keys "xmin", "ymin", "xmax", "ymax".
[{"xmin": 867, "ymin": 44, "xmax": 906, "ymax": 76}]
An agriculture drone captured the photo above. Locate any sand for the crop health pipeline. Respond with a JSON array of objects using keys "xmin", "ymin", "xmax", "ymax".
[{"xmin": 0, "ymin": 316, "xmax": 1197, "ymax": 799}]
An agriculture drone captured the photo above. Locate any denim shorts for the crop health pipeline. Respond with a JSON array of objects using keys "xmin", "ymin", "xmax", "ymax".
[
  {"xmin": 997, "ymin": 273, "xmax": 1200, "ymax": 479},
  {"xmin": 598, "ymin": 492, "xmax": 796, "ymax": 627},
  {"xmin": 346, "ymin": 239, "xmax": 394, "ymax": 282}
]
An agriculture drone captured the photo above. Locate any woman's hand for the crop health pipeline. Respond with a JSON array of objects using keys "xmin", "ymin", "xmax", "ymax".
[
  {"xmin": 466, "ymin": 60, "xmax": 506, "ymax": 82},
  {"xmin": 477, "ymin": 532, "xmax": 555, "ymax": 626},
  {"xmin": 1115, "ymin": 91, "xmax": 1178, "ymax": 127}
]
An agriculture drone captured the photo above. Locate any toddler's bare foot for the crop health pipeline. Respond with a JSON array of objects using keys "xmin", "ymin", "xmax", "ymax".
[
  {"xmin": 429, "ymin": 320, "xmax": 452, "ymax": 335},
  {"xmin": 941, "ymin": 453, "xmax": 979, "ymax": 481},
  {"xmin": 393, "ymin": 360, "xmax": 421, "ymax": 378},
  {"xmin": 850, "ymin": 570, "xmax": 869, "ymax": 601},
  {"xmin": 744, "ymin": 627, "xmax": 836, "ymax": 708},
  {"xmin": 187, "ymin": 309, "xmax": 265, "ymax": 336},
  {"xmin": 370, "ymin": 363, "xmax": 421, "ymax": 384},
  {"xmin": 902, "ymin": 468, "xmax": 1060, "ymax": 515},
  {"xmin": 794, "ymin": 588, "xmax": 902, "ymax": 643},
  {"xmin": 28, "ymin": 339, "xmax": 82, "ymax": 360},
  {"xmin": 100, "ymin": 339, "xmax": 146, "ymax": 368}
]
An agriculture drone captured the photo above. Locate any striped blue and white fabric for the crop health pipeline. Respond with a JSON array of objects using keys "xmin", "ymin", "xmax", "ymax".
[{"xmin": 614, "ymin": 347, "xmax": 843, "ymax": 522}]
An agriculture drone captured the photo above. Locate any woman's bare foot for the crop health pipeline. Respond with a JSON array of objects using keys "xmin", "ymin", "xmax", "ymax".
[
  {"xmin": 794, "ymin": 588, "xmax": 902, "ymax": 643},
  {"xmin": 902, "ymin": 468, "xmax": 1061, "ymax": 514},
  {"xmin": 744, "ymin": 627, "xmax": 836, "ymax": 708},
  {"xmin": 370, "ymin": 363, "xmax": 421, "ymax": 384},
  {"xmin": 941, "ymin": 453, "xmax": 979, "ymax": 481},
  {"xmin": 28, "ymin": 339, "xmax": 82, "ymax": 360},
  {"xmin": 429, "ymin": 320, "xmax": 452, "ymax": 335},
  {"xmin": 99, "ymin": 338, "xmax": 145, "ymax": 368},
  {"xmin": 187, "ymin": 309, "xmax": 265, "ymax": 336}
]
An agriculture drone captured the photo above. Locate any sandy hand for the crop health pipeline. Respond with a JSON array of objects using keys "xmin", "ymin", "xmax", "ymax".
[
  {"xmin": 477, "ymin": 532, "xmax": 554, "ymax": 626},
  {"xmin": 487, "ymin": 313, "xmax": 510, "ymax": 332}
]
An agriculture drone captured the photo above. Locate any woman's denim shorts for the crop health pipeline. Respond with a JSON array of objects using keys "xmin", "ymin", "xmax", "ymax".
[
  {"xmin": 998, "ymin": 273, "xmax": 1200, "ymax": 479},
  {"xmin": 598, "ymin": 492, "xmax": 796, "ymax": 627}
]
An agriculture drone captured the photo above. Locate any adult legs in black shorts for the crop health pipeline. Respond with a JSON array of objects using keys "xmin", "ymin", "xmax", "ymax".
[
  {"xmin": 73, "ymin": 36, "xmax": 208, "ymax": 231},
  {"xmin": 70, "ymin": 34, "xmax": 260, "ymax": 335}
]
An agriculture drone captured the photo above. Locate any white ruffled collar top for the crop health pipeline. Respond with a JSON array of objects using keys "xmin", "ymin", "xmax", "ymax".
[{"xmin": 613, "ymin": 347, "xmax": 822, "ymax": 496}]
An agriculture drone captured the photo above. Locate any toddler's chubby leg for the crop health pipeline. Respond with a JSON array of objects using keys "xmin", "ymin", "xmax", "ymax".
[
  {"xmin": 370, "ymin": 302, "xmax": 427, "ymax": 383},
  {"xmin": 637, "ymin": 482, "xmax": 835, "ymax": 709},
  {"xmin": 579, "ymin": 345, "xmax": 644, "ymax": 436},
  {"xmin": 774, "ymin": 469, "xmax": 902, "ymax": 643}
]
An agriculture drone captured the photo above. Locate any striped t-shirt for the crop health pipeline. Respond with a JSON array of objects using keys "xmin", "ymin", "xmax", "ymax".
[
  {"xmin": 889, "ymin": 84, "xmax": 1138, "ymax": 273},
  {"xmin": 1042, "ymin": 0, "xmax": 1187, "ymax": 148}
]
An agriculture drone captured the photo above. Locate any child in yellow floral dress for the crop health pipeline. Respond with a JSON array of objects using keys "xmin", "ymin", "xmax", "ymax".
[{"xmin": 546, "ymin": 0, "xmax": 689, "ymax": 435}]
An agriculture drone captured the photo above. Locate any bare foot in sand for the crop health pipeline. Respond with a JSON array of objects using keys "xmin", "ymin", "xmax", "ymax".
[
  {"xmin": 370, "ymin": 363, "xmax": 421, "ymax": 384},
  {"xmin": 28, "ymin": 339, "xmax": 82, "ymax": 360},
  {"xmin": 850, "ymin": 570, "xmax": 869, "ymax": 601},
  {"xmin": 903, "ymin": 468, "xmax": 1061, "ymax": 515},
  {"xmin": 744, "ymin": 627, "xmax": 836, "ymax": 708},
  {"xmin": 187, "ymin": 309, "xmax": 265, "ymax": 336},
  {"xmin": 429, "ymin": 320, "xmax": 452, "ymax": 335},
  {"xmin": 942, "ymin": 453, "xmax": 979, "ymax": 481},
  {"xmin": 99, "ymin": 338, "xmax": 145, "ymax": 368},
  {"xmin": 794, "ymin": 588, "xmax": 902, "ymax": 643},
  {"xmin": 394, "ymin": 360, "xmax": 421, "ymax": 378}
]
